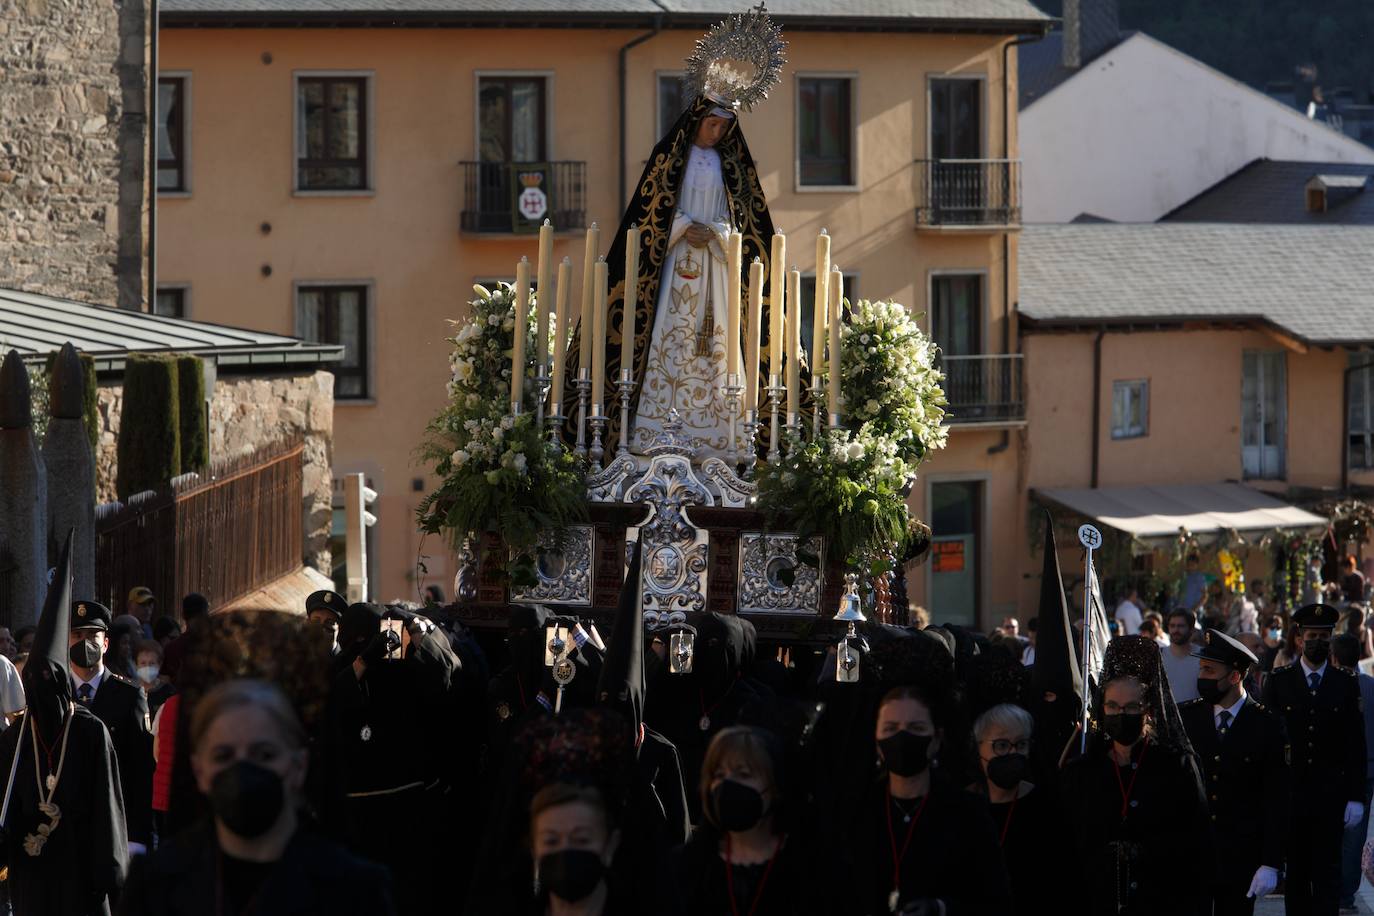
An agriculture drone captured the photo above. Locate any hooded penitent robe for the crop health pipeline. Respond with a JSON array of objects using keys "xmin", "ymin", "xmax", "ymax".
[
  {"xmin": 561, "ymin": 95, "xmax": 802, "ymax": 455},
  {"xmin": 0, "ymin": 531, "xmax": 128, "ymax": 916}
]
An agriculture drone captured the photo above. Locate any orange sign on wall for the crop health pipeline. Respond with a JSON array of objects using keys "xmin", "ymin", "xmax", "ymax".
[{"xmin": 932, "ymin": 541, "xmax": 965, "ymax": 573}]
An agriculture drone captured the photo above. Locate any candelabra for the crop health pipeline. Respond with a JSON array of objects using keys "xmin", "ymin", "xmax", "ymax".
[
  {"xmin": 741, "ymin": 409, "xmax": 760, "ymax": 477},
  {"xmin": 766, "ymin": 375, "xmax": 784, "ymax": 464},
  {"xmin": 722, "ymin": 373, "xmax": 743, "ymax": 468},
  {"xmin": 617, "ymin": 368, "xmax": 634, "ymax": 458},
  {"xmin": 588, "ymin": 410, "xmax": 607, "ymax": 472},
  {"xmin": 811, "ymin": 379, "xmax": 826, "ymax": 438},
  {"xmin": 785, "ymin": 410, "xmax": 802, "ymax": 448},
  {"xmin": 534, "ymin": 366, "xmax": 550, "ymax": 428},
  {"xmin": 546, "ymin": 402, "xmax": 565, "ymax": 447},
  {"xmin": 574, "ymin": 369, "xmax": 591, "ymax": 460}
]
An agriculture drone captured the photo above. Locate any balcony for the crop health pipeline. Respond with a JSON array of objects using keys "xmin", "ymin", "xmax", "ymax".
[
  {"xmin": 459, "ymin": 161, "xmax": 586, "ymax": 234},
  {"xmin": 915, "ymin": 159, "xmax": 1021, "ymax": 229},
  {"xmin": 940, "ymin": 354, "xmax": 1025, "ymax": 427}
]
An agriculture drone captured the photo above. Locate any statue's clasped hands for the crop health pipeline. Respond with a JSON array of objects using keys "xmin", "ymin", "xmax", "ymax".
[{"xmin": 684, "ymin": 222, "xmax": 715, "ymax": 248}]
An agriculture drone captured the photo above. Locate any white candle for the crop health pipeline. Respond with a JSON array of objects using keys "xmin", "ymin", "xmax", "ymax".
[
  {"xmin": 536, "ymin": 219, "xmax": 553, "ymax": 373},
  {"xmin": 592, "ymin": 257, "xmax": 608, "ymax": 412},
  {"xmin": 769, "ymin": 231, "xmax": 785, "ymax": 379},
  {"xmin": 812, "ymin": 229, "xmax": 830, "ymax": 378},
  {"xmin": 829, "ymin": 265, "xmax": 843, "ymax": 421},
  {"xmin": 511, "ymin": 256, "xmax": 531, "ymax": 413},
  {"xmin": 786, "ymin": 266, "xmax": 801, "ymax": 417},
  {"xmin": 623, "ymin": 224, "xmax": 639, "ymax": 376},
  {"xmin": 579, "ymin": 223, "xmax": 599, "ymax": 372},
  {"xmin": 745, "ymin": 258, "xmax": 763, "ymax": 412},
  {"xmin": 550, "ymin": 257, "xmax": 572, "ymax": 412},
  {"xmin": 727, "ymin": 231, "xmax": 742, "ymax": 378}
]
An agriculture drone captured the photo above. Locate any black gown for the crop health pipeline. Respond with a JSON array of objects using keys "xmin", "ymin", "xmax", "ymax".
[
  {"xmin": 0, "ymin": 708, "xmax": 128, "ymax": 916},
  {"xmin": 1059, "ymin": 734, "xmax": 1212, "ymax": 916},
  {"xmin": 667, "ymin": 828, "xmax": 835, "ymax": 916},
  {"xmin": 985, "ymin": 785, "xmax": 1066, "ymax": 916}
]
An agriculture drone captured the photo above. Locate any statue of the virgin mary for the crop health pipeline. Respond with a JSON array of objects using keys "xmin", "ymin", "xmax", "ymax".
[{"xmin": 561, "ymin": 5, "xmax": 789, "ymax": 456}]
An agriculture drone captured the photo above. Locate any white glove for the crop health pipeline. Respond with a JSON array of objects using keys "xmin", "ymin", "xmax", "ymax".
[
  {"xmin": 128, "ymin": 841, "xmax": 147, "ymax": 857},
  {"xmin": 1346, "ymin": 801, "xmax": 1366, "ymax": 829},
  {"xmin": 1246, "ymin": 866, "xmax": 1279, "ymax": 899}
]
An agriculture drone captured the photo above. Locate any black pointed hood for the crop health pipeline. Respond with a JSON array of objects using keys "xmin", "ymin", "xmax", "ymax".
[
  {"xmin": 596, "ymin": 538, "xmax": 644, "ymax": 735},
  {"xmin": 1028, "ymin": 511, "xmax": 1083, "ymax": 769},
  {"xmin": 26, "ymin": 528, "xmax": 73, "ymax": 738}
]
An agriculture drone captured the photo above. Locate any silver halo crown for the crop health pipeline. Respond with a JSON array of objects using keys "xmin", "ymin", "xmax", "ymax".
[{"xmin": 683, "ymin": 4, "xmax": 787, "ymax": 114}]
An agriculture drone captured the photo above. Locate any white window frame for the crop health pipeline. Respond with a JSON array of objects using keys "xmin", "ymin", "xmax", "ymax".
[
  {"xmin": 1241, "ymin": 349, "xmax": 1287, "ymax": 480},
  {"xmin": 1350, "ymin": 351, "xmax": 1374, "ymax": 470},
  {"xmin": 655, "ymin": 70, "xmax": 687, "ymax": 142},
  {"xmin": 472, "ymin": 70, "xmax": 557, "ymax": 163},
  {"xmin": 1110, "ymin": 379, "xmax": 1149, "ymax": 439},
  {"xmin": 794, "ymin": 71, "xmax": 860, "ymax": 194},
  {"xmin": 156, "ymin": 71, "xmax": 193, "ymax": 198},
  {"xmin": 921, "ymin": 472, "xmax": 991, "ymax": 630},
  {"xmin": 292, "ymin": 70, "xmax": 376, "ymax": 197},
  {"xmin": 153, "ymin": 283, "xmax": 192, "ymax": 319},
  {"xmin": 293, "ymin": 279, "xmax": 377, "ymax": 405},
  {"xmin": 925, "ymin": 72, "xmax": 988, "ymax": 161}
]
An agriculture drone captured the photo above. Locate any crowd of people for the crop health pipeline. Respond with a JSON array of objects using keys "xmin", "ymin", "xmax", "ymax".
[{"xmin": 3, "ymin": 535, "xmax": 1374, "ymax": 916}]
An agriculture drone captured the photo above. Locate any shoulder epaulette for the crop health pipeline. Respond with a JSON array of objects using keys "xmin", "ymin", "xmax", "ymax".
[{"xmin": 1179, "ymin": 697, "xmax": 1206, "ymax": 709}]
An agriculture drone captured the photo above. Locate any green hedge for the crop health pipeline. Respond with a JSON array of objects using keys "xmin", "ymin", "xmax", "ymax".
[
  {"xmin": 176, "ymin": 355, "xmax": 208, "ymax": 474},
  {"xmin": 41, "ymin": 349, "xmax": 98, "ymax": 449},
  {"xmin": 117, "ymin": 354, "xmax": 181, "ymax": 498}
]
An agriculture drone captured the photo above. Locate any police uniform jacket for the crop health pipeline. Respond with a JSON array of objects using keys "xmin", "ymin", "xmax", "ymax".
[
  {"xmin": 1260, "ymin": 662, "xmax": 1365, "ymax": 806},
  {"xmin": 86, "ymin": 670, "xmax": 155, "ymax": 847},
  {"xmin": 1179, "ymin": 696, "xmax": 1288, "ymax": 880}
]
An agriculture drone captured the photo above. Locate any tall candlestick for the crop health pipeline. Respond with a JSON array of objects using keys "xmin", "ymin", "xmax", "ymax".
[
  {"xmin": 769, "ymin": 230, "xmax": 785, "ymax": 374},
  {"xmin": 536, "ymin": 219, "xmax": 553, "ymax": 373},
  {"xmin": 592, "ymin": 257, "xmax": 608, "ymax": 413},
  {"xmin": 812, "ymin": 229, "xmax": 830, "ymax": 377},
  {"xmin": 828, "ymin": 266, "xmax": 844, "ymax": 423},
  {"xmin": 511, "ymin": 256, "xmax": 531, "ymax": 413},
  {"xmin": 727, "ymin": 231, "xmax": 742, "ymax": 377},
  {"xmin": 623, "ymin": 224, "xmax": 638, "ymax": 374},
  {"xmin": 550, "ymin": 256, "xmax": 572, "ymax": 412},
  {"xmin": 786, "ymin": 266, "xmax": 801, "ymax": 420},
  {"xmin": 579, "ymin": 223, "xmax": 600, "ymax": 372},
  {"xmin": 745, "ymin": 258, "xmax": 763, "ymax": 412}
]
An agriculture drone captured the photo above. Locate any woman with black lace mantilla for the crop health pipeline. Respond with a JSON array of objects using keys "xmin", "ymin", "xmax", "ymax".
[{"xmin": 1060, "ymin": 635, "xmax": 1212, "ymax": 915}]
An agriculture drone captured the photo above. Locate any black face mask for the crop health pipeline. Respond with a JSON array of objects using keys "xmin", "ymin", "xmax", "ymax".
[
  {"xmin": 1196, "ymin": 674, "xmax": 1234, "ymax": 706},
  {"xmin": 1100, "ymin": 712, "xmax": 1145, "ymax": 746},
  {"xmin": 878, "ymin": 731, "xmax": 934, "ymax": 778},
  {"xmin": 209, "ymin": 760, "xmax": 286, "ymax": 838},
  {"xmin": 711, "ymin": 778, "xmax": 766, "ymax": 832},
  {"xmin": 68, "ymin": 637, "xmax": 102, "ymax": 669},
  {"xmin": 1303, "ymin": 638, "xmax": 1330, "ymax": 667},
  {"xmin": 985, "ymin": 752, "xmax": 1029, "ymax": 790},
  {"xmin": 537, "ymin": 849, "xmax": 606, "ymax": 903}
]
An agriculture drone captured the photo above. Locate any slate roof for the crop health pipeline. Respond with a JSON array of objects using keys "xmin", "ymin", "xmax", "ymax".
[
  {"xmin": 1017, "ymin": 223, "xmax": 1374, "ymax": 345},
  {"xmin": 0, "ymin": 287, "xmax": 342, "ymax": 373},
  {"xmin": 1163, "ymin": 159, "xmax": 1374, "ymax": 225},
  {"xmin": 161, "ymin": 0, "xmax": 1053, "ymax": 30}
]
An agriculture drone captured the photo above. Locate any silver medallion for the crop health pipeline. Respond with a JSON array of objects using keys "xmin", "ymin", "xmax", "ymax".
[
  {"xmin": 699, "ymin": 715, "xmax": 710, "ymax": 731},
  {"xmin": 360, "ymin": 725, "xmax": 372, "ymax": 742}
]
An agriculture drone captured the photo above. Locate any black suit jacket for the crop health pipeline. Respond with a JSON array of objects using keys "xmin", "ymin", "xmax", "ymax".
[
  {"xmin": 86, "ymin": 671, "xmax": 154, "ymax": 846},
  {"xmin": 1261, "ymin": 662, "xmax": 1365, "ymax": 806},
  {"xmin": 1180, "ymin": 696, "xmax": 1289, "ymax": 879}
]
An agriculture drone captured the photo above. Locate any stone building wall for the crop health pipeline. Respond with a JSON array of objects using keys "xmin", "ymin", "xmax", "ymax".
[
  {"xmin": 0, "ymin": 0, "xmax": 149, "ymax": 309},
  {"xmin": 96, "ymin": 369, "xmax": 335, "ymax": 573}
]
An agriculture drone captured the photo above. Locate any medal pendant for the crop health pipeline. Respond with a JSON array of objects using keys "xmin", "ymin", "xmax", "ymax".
[
  {"xmin": 888, "ymin": 888, "xmax": 900, "ymax": 913},
  {"xmin": 360, "ymin": 725, "xmax": 372, "ymax": 742},
  {"xmin": 44, "ymin": 774, "xmax": 56, "ymax": 793},
  {"xmin": 698, "ymin": 715, "xmax": 710, "ymax": 731},
  {"xmin": 554, "ymin": 686, "xmax": 565, "ymax": 716}
]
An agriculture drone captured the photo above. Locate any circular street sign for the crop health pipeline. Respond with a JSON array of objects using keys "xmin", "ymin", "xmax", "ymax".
[{"xmin": 1077, "ymin": 524, "xmax": 1103, "ymax": 550}]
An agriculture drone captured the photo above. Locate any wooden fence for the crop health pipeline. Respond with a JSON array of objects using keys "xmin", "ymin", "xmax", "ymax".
[{"xmin": 95, "ymin": 439, "xmax": 304, "ymax": 616}]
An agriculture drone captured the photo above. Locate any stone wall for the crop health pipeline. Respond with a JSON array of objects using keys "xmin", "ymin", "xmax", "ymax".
[
  {"xmin": 0, "ymin": 0, "xmax": 148, "ymax": 309},
  {"xmin": 96, "ymin": 369, "xmax": 335, "ymax": 573}
]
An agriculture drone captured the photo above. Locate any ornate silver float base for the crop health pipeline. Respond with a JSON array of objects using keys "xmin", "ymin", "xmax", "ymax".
[{"xmin": 737, "ymin": 532, "xmax": 824, "ymax": 614}]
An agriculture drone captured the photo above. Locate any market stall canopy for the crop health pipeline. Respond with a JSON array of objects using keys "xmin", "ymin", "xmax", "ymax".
[{"xmin": 1035, "ymin": 483, "xmax": 1328, "ymax": 544}]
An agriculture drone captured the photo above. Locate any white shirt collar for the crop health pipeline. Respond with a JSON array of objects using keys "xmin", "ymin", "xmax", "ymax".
[
  {"xmin": 73, "ymin": 666, "xmax": 105, "ymax": 694},
  {"xmin": 1214, "ymin": 689, "xmax": 1246, "ymax": 726},
  {"xmin": 1300, "ymin": 656, "xmax": 1329, "ymax": 681}
]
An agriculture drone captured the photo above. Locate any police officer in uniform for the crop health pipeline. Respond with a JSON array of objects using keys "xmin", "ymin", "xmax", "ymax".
[
  {"xmin": 1261, "ymin": 603, "xmax": 1366, "ymax": 916},
  {"xmin": 305, "ymin": 589, "xmax": 346, "ymax": 657},
  {"xmin": 1181, "ymin": 629, "xmax": 1289, "ymax": 915},
  {"xmin": 68, "ymin": 599, "xmax": 155, "ymax": 857}
]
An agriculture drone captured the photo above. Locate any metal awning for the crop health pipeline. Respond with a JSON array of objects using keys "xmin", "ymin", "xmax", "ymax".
[
  {"xmin": 1035, "ymin": 483, "xmax": 1328, "ymax": 543},
  {"xmin": 0, "ymin": 286, "xmax": 342, "ymax": 373}
]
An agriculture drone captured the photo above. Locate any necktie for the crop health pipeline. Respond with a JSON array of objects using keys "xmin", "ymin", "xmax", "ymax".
[
  {"xmin": 78, "ymin": 683, "xmax": 93, "ymax": 704},
  {"xmin": 1309, "ymin": 672, "xmax": 1321, "ymax": 692},
  {"xmin": 1216, "ymin": 709, "xmax": 1231, "ymax": 738}
]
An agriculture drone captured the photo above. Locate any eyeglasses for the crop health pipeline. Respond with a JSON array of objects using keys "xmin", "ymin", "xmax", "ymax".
[{"xmin": 984, "ymin": 738, "xmax": 1031, "ymax": 756}]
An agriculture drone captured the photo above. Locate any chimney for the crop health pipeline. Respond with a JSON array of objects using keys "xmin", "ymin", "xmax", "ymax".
[{"xmin": 1063, "ymin": 0, "xmax": 1120, "ymax": 70}]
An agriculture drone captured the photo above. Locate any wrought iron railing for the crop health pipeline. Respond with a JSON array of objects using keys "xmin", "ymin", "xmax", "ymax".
[
  {"xmin": 95, "ymin": 439, "xmax": 304, "ymax": 614},
  {"xmin": 939, "ymin": 354, "xmax": 1025, "ymax": 424},
  {"xmin": 459, "ymin": 161, "xmax": 586, "ymax": 233},
  {"xmin": 915, "ymin": 159, "xmax": 1021, "ymax": 227}
]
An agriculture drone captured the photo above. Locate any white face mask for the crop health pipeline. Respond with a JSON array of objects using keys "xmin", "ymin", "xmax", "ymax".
[{"xmin": 136, "ymin": 664, "xmax": 160, "ymax": 683}]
